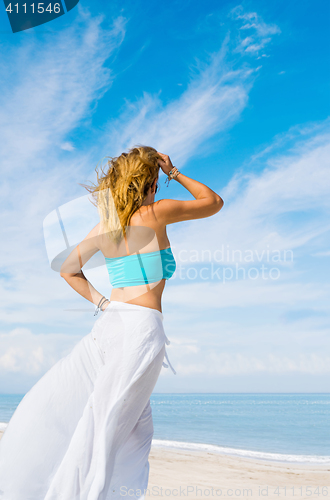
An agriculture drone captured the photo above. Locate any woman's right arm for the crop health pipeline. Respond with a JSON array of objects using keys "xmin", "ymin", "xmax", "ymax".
[{"xmin": 155, "ymin": 153, "xmax": 224, "ymax": 225}]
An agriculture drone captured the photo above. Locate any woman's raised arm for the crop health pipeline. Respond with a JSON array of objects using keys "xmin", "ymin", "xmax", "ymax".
[{"xmin": 155, "ymin": 153, "xmax": 224, "ymax": 225}]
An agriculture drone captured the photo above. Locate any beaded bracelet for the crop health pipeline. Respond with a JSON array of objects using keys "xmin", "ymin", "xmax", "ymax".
[{"xmin": 165, "ymin": 167, "xmax": 180, "ymax": 187}]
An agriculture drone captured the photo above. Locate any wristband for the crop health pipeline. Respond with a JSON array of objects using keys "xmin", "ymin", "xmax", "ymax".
[
  {"xmin": 165, "ymin": 167, "xmax": 180, "ymax": 187},
  {"xmin": 94, "ymin": 296, "xmax": 109, "ymax": 316}
]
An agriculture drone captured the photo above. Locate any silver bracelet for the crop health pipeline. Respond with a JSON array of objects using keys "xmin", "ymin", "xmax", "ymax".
[
  {"xmin": 94, "ymin": 296, "xmax": 109, "ymax": 316},
  {"xmin": 100, "ymin": 299, "xmax": 110, "ymax": 311}
]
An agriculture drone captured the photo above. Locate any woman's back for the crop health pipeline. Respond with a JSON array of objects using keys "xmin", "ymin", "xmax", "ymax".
[{"xmin": 96, "ymin": 202, "xmax": 173, "ymax": 313}]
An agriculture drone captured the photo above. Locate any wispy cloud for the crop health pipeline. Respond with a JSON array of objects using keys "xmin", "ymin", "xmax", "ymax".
[
  {"xmin": 97, "ymin": 4, "xmax": 283, "ymax": 165},
  {"xmin": 170, "ymin": 119, "xmax": 330, "ymax": 263},
  {"xmin": 176, "ymin": 352, "xmax": 330, "ymax": 376},
  {"xmin": 228, "ymin": 5, "xmax": 281, "ymax": 56},
  {"xmin": 100, "ymin": 44, "xmax": 255, "ymax": 165},
  {"xmin": 60, "ymin": 142, "xmax": 76, "ymax": 152},
  {"xmin": 157, "ymin": 119, "xmax": 330, "ymax": 385},
  {"xmin": 0, "ymin": 8, "xmax": 127, "ymax": 323},
  {"xmin": 163, "ymin": 280, "xmax": 330, "ymax": 310},
  {"xmin": 0, "ymin": 10, "xmax": 126, "ymax": 171},
  {"xmin": 164, "ymin": 312, "xmax": 330, "ymax": 377}
]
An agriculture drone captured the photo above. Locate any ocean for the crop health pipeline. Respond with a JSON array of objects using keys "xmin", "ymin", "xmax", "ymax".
[{"xmin": 1, "ymin": 393, "xmax": 329, "ymax": 464}]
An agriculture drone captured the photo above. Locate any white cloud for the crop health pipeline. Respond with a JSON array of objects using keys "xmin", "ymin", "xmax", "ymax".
[
  {"xmin": 312, "ymin": 251, "xmax": 330, "ymax": 257},
  {"xmin": 0, "ymin": 10, "xmax": 126, "ymax": 171},
  {"xmin": 0, "ymin": 328, "xmax": 81, "ymax": 375},
  {"xmin": 60, "ymin": 142, "xmax": 76, "ymax": 151},
  {"xmin": 176, "ymin": 352, "xmax": 330, "ymax": 376},
  {"xmin": 164, "ymin": 279, "xmax": 329, "ymax": 309},
  {"xmin": 228, "ymin": 5, "xmax": 281, "ymax": 56},
  {"xmin": 80, "ymin": 9, "xmax": 278, "ymax": 220},
  {"xmin": 158, "ymin": 122, "xmax": 330, "ymax": 383},
  {"xmin": 98, "ymin": 30, "xmax": 263, "ymax": 165},
  {"xmin": 169, "ymin": 121, "xmax": 330, "ymax": 265}
]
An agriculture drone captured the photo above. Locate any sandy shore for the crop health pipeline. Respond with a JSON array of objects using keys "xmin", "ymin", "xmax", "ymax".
[
  {"xmin": 1, "ymin": 431, "xmax": 329, "ymax": 499},
  {"xmin": 147, "ymin": 446, "xmax": 330, "ymax": 500}
]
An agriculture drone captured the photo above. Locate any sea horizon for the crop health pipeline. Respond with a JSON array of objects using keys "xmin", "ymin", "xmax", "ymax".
[{"xmin": 1, "ymin": 392, "xmax": 329, "ymax": 465}]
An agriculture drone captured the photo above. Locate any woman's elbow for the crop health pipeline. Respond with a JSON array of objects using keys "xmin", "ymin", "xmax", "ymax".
[
  {"xmin": 60, "ymin": 269, "xmax": 73, "ymax": 280},
  {"xmin": 205, "ymin": 196, "xmax": 223, "ymax": 217},
  {"xmin": 214, "ymin": 195, "xmax": 224, "ymax": 212}
]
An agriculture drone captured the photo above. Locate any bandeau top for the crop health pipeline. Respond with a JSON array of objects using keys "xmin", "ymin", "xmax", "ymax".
[{"xmin": 105, "ymin": 247, "xmax": 176, "ymax": 288}]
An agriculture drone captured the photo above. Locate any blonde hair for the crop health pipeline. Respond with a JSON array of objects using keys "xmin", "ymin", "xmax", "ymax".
[{"xmin": 83, "ymin": 145, "xmax": 162, "ymax": 243}]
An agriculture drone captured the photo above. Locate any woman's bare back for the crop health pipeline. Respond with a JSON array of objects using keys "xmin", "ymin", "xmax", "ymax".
[{"xmin": 97, "ymin": 201, "xmax": 171, "ymax": 313}]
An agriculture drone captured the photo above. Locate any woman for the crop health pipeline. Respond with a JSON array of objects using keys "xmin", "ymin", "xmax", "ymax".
[{"xmin": 0, "ymin": 146, "xmax": 223, "ymax": 500}]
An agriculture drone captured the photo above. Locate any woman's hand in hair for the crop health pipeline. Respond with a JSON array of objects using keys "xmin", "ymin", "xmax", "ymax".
[{"xmin": 157, "ymin": 152, "xmax": 174, "ymax": 176}]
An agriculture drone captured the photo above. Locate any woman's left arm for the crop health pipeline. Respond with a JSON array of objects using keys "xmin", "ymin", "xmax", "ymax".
[{"xmin": 60, "ymin": 223, "xmax": 107, "ymax": 308}]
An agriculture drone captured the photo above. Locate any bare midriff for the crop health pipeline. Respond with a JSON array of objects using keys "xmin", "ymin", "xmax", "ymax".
[{"xmin": 109, "ymin": 278, "xmax": 166, "ymax": 314}]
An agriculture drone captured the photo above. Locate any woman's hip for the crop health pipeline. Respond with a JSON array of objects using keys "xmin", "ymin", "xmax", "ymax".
[{"xmin": 90, "ymin": 300, "xmax": 167, "ymax": 367}]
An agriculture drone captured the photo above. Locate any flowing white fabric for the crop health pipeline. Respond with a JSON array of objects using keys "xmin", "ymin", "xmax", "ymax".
[{"xmin": 0, "ymin": 301, "xmax": 175, "ymax": 500}]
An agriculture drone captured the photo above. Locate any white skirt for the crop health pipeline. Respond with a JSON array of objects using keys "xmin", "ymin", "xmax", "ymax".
[{"xmin": 0, "ymin": 301, "xmax": 175, "ymax": 500}]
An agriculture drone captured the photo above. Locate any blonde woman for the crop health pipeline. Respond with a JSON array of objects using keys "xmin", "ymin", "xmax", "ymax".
[{"xmin": 0, "ymin": 146, "xmax": 223, "ymax": 500}]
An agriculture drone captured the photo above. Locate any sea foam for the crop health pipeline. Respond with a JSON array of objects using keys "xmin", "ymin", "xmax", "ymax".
[{"xmin": 152, "ymin": 439, "xmax": 330, "ymax": 465}]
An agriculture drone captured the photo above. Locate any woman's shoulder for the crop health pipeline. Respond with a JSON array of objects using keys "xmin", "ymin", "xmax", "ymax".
[
  {"xmin": 134, "ymin": 199, "xmax": 175, "ymax": 226},
  {"xmin": 131, "ymin": 201, "xmax": 165, "ymax": 226},
  {"xmin": 130, "ymin": 204, "xmax": 169, "ymax": 247},
  {"xmin": 134, "ymin": 199, "xmax": 176, "ymax": 217}
]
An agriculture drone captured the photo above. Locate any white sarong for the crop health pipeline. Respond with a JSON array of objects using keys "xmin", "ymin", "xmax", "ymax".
[{"xmin": 0, "ymin": 301, "xmax": 175, "ymax": 500}]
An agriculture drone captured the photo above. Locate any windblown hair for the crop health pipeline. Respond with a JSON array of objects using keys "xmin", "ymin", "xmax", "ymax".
[{"xmin": 83, "ymin": 145, "xmax": 162, "ymax": 243}]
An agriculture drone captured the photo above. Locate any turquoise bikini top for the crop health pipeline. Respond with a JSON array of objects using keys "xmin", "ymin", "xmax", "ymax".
[{"xmin": 105, "ymin": 247, "xmax": 176, "ymax": 288}]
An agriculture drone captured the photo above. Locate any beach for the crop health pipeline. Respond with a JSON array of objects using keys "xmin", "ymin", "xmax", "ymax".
[
  {"xmin": 147, "ymin": 447, "xmax": 330, "ymax": 500},
  {"xmin": 1, "ymin": 431, "xmax": 328, "ymax": 499}
]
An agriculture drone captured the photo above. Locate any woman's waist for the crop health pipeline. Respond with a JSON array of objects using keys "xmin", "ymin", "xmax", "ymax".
[
  {"xmin": 106, "ymin": 299, "xmax": 164, "ymax": 320},
  {"xmin": 109, "ymin": 281, "xmax": 165, "ymax": 314},
  {"xmin": 98, "ymin": 299, "xmax": 166, "ymax": 345}
]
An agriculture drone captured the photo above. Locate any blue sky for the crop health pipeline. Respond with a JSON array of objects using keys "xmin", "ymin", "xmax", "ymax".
[{"xmin": 0, "ymin": 0, "xmax": 329, "ymax": 394}]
